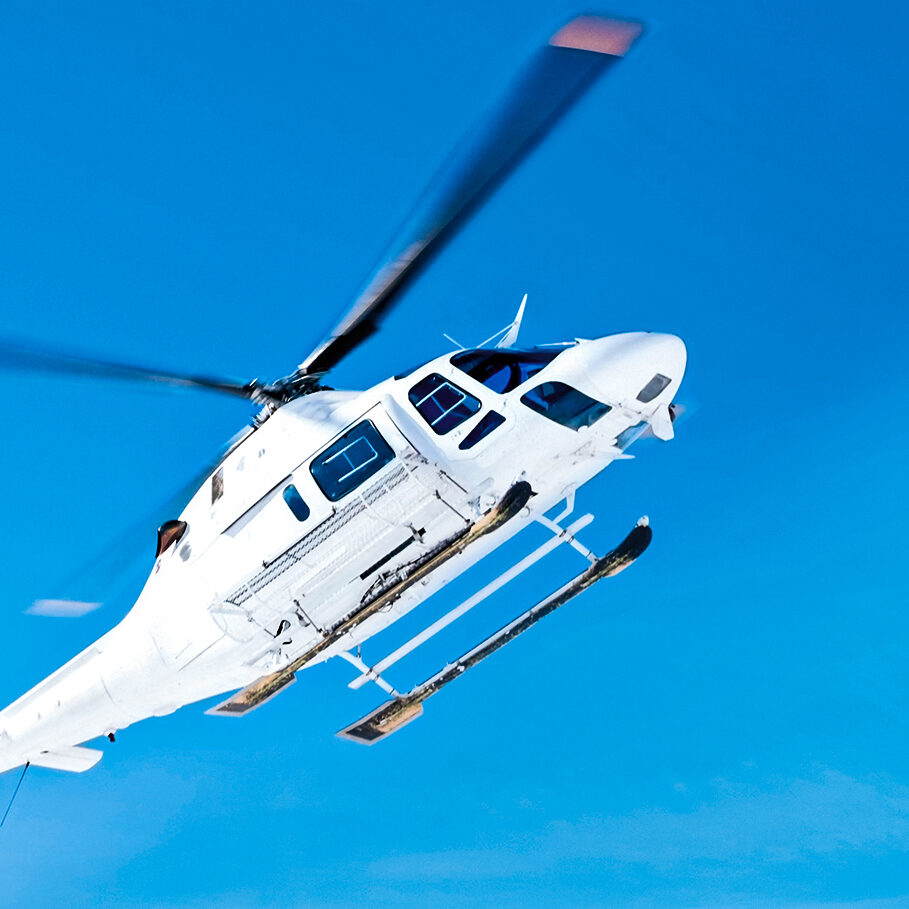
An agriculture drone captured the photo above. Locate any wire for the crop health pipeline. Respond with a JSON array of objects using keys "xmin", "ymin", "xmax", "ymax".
[{"xmin": 0, "ymin": 762, "xmax": 30, "ymax": 829}]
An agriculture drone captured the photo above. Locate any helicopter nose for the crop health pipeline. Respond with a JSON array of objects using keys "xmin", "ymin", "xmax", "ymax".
[{"xmin": 573, "ymin": 332, "xmax": 687, "ymax": 410}]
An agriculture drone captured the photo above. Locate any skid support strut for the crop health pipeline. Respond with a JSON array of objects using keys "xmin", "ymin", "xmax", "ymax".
[
  {"xmin": 337, "ymin": 517, "xmax": 652, "ymax": 744},
  {"xmin": 349, "ymin": 513, "xmax": 594, "ymax": 691}
]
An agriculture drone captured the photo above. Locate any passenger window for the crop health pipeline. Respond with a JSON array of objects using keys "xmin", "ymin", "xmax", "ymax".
[
  {"xmin": 451, "ymin": 348, "xmax": 562, "ymax": 393},
  {"xmin": 459, "ymin": 411, "xmax": 505, "ymax": 450},
  {"xmin": 636, "ymin": 373, "xmax": 671, "ymax": 403},
  {"xmin": 310, "ymin": 420, "xmax": 395, "ymax": 501},
  {"xmin": 409, "ymin": 373, "xmax": 481, "ymax": 435},
  {"xmin": 521, "ymin": 382, "xmax": 611, "ymax": 430},
  {"xmin": 282, "ymin": 484, "xmax": 310, "ymax": 521}
]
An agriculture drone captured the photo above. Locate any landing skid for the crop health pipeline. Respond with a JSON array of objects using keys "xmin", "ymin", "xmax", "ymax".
[
  {"xmin": 209, "ymin": 481, "xmax": 533, "ymax": 716},
  {"xmin": 337, "ymin": 516, "xmax": 652, "ymax": 744}
]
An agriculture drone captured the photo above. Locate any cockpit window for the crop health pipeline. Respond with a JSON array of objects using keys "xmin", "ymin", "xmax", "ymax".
[
  {"xmin": 636, "ymin": 373, "xmax": 671, "ymax": 403},
  {"xmin": 408, "ymin": 373, "xmax": 481, "ymax": 434},
  {"xmin": 450, "ymin": 348, "xmax": 562, "ymax": 394},
  {"xmin": 520, "ymin": 381, "xmax": 611, "ymax": 431}
]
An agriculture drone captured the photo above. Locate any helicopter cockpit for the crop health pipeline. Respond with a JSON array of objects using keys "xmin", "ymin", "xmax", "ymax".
[
  {"xmin": 451, "ymin": 346, "xmax": 617, "ymax": 433},
  {"xmin": 450, "ymin": 347, "xmax": 564, "ymax": 393},
  {"xmin": 403, "ymin": 343, "xmax": 618, "ymax": 450}
]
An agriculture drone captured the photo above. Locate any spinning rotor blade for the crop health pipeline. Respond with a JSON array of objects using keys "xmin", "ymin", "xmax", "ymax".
[
  {"xmin": 0, "ymin": 336, "xmax": 265, "ymax": 401},
  {"xmin": 30, "ymin": 425, "xmax": 253, "ymax": 617},
  {"xmin": 296, "ymin": 14, "xmax": 644, "ymax": 379}
]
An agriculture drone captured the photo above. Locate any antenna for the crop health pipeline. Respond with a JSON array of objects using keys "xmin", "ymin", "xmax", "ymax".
[
  {"xmin": 441, "ymin": 333, "xmax": 467, "ymax": 351},
  {"xmin": 497, "ymin": 294, "xmax": 527, "ymax": 348},
  {"xmin": 0, "ymin": 762, "xmax": 29, "ymax": 829},
  {"xmin": 474, "ymin": 294, "xmax": 529, "ymax": 349}
]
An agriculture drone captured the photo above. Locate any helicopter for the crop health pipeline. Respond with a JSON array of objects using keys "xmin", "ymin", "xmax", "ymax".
[{"xmin": 0, "ymin": 13, "xmax": 685, "ymax": 774}]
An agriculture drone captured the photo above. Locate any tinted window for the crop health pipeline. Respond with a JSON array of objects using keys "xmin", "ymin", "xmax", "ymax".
[
  {"xmin": 282, "ymin": 484, "xmax": 310, "ymax": 521},
  {"xmin": 459, "ymin": 411, "xmax": 505, "ymax": 450},
  {"xmin": 409, "ymin": 373, "xmax": 481, "ymax": 434},
  {"xmin": 636, "ymin": 373, "xmax": 671, "ymax": 403},
  {"xmin": 521, "ymin": 382, "xmax": 611, "ymax": 431},
  {"xmin": 310, "ymin": 420, "xmax": 395, "ymax": 501},
  {"xmin": 450, "ymin": 348, "xmax": 562, "ymax": 394}
]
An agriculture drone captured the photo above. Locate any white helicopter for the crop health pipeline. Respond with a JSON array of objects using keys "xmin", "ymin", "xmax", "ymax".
[{"xmin": 0, "ymin": 14, "xmax": 685, "ymax": 775}]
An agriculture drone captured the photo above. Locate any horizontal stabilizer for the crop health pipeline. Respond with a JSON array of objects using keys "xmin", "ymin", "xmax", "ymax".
[{"xmin": 29, "ymin": 745, "xmax": 103, "ymax": 773}]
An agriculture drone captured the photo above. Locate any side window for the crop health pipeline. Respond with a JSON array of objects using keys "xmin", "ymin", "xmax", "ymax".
[
  {"xmin": 459, "ymin": 411, "xmax": 505, "ymax": 450},
  {"xmin": 408, "ymin": 373, "xmax": 481, "ymax": 435},
  {"xmin": 310, "ymin": 420, "xmax": 395, "ymax": 502},
  {"xmin": 520, "ymin": 382, "xmax": 611, "ymax": 431},
  {"xmin": 282, "ymin": 484, "xmax": 310, "ymax": 521}
]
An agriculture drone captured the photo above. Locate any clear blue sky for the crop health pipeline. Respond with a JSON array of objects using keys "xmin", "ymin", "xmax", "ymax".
[{"xmin": 1, "ymin": 1, "xmax": 908, "ymax": 906}]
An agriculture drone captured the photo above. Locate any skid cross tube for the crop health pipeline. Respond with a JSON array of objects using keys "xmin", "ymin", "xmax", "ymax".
[
  {"xmin": 349, "ymin": 513, "xmax": 594, "ymax": 690},
  {"xmin": 337, "ymin": 517, "xmax": 652, "ymax": 744}
]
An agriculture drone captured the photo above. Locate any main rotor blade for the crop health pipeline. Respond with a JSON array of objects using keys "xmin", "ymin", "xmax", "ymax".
[
  {"xmin": 29, "ymin": 424, "xmax": 253, "ymax": 616},
  {"xmin": 297, "ymin": 15, "xmax": 644, "ymax": 378},
  {"xmin": 0, "ymin": 336, "xmax": 263, "ymax": 401}
]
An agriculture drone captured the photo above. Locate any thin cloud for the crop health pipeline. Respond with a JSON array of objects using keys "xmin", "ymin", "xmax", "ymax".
[
  {"xmin": 368, "ymin": 768, "xmax": 909, "ymax": 882},
  {"xmin": 26, "ymin": 599, "xmax": 102, "ymax": 618}
]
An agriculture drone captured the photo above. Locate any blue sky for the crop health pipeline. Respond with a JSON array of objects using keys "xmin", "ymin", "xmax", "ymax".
[{"xmin": 1, "ymin": 1, "xmax": 908, "ymax": 905}]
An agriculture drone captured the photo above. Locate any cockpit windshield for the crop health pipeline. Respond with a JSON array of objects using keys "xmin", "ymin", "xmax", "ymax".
[{"xmin": 450, "ymin": 347, "xmax": 563, "ymax": 394}]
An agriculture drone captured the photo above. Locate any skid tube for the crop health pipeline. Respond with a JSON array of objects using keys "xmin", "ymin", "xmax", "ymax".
[
  {"xmin": 209, "ymin": 480, "xmax": 534, "ymax": 716},
  {"xmin": 337, "ymin": 516, "xmax": 653, "ymax": 744}
]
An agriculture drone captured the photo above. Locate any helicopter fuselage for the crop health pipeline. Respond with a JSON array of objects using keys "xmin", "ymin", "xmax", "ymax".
[{"xmin": 0, "ymin": 331, "xmax": 685, "ymax": 773}]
